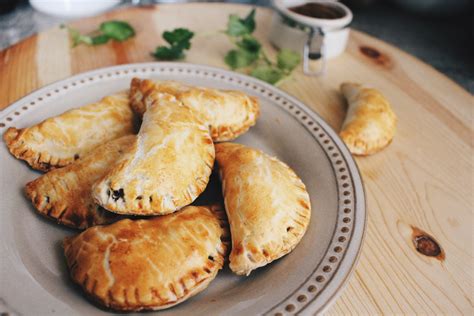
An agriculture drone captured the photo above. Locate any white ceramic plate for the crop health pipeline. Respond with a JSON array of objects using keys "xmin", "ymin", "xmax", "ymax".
[{"xmin": 0, "ymin": 63, "xmax": 365, "ymax": 315}]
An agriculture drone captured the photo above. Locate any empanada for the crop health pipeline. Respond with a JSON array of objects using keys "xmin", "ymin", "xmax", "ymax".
[
  {"xmin": 3, "ymin": 92, "xmax": 136, "ymax": 171},
  {"xmin": 63, "ymin": 205, "xmax": 229, "ymax": 311},
  {"xmin": 339, "ymin": 82, "xmax": 397, "ymax": 155},
  {"xmin": 215, "ymin": 143, "xmax": 311, "ymax": 276},
  {"xmin": 93, "ymin": 93, "xmax": 214, "ymax": 216},
  {"xmin": 130, "ymin": 78, "xmax": 259, "ymax": 142},
  {"xmin": 25, "ymin": 135, "xmax": 134, "ymax": 229}
]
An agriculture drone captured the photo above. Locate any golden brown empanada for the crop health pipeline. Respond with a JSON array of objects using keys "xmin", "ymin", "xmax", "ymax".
[
  {"xmin": 215, "ymin": 143, "xmax": 311, "ymax": 276},
  {"xmin": 92, "ymin": 93, "xmax": 214, "ymax": 216},
  {"xmin": 130, "ymin": 78, "xmax": 259, "ymax": 142},
  {"xmin": 3, "ymin": 92, "xmax": 136, "ymax": 171},
  {"xmin": 339, "ymin": 82, "xmax": 397, "ymax": 155},
  {"xmin": 63, "ymin": 205, "xmax": 229, "ymax": 312},
  {"xmin": 25, "ymin": 135, "xmax": 134, "ymax": 229}
]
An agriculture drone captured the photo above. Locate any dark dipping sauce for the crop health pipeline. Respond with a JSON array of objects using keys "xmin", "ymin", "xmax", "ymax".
[{"xmin": 289, "ymin": 3, "xmax": 345, "ymax": 19}]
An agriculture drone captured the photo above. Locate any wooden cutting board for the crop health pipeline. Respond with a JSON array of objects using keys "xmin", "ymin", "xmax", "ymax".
[{"xmin": 0, "ymin": 3, "xmax": 472, "ymax": 314}]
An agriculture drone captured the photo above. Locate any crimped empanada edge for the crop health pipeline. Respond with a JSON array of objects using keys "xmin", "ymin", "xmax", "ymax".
[
  {"xmin": 211, "ymin": 95, "xmax": 260, "ymax": 142},
  {"xmin": 92, "ymin": 133, "xmax": 215, "ymax": 216},
  {"xmin": 24, "ymin": 178, "xmax": 70, "ymax": 227},
  {"xmin": 62, "ymin": 207, "xmax": 229, "ymax": 311},
  {"xmin": 339, "ymin": 82, "xmax": 397, "ymax": 156},
  {"xmin": 233, "ymin": 160, "xmax": 311, "ymax": 276},
  {"xmin": 340, "ymin": 131, "xmax": 395, "ymax": 156},
  {"xmin": 24, "ymin": 178, "xmax": 114, "ymax": 230},
  {"xmin": 129, "ymin": 77, "xmax": 151, "ymax": 117},
  {"xmin": 216, "ymin": 143, "xmax": 311, "ymax": 276},
  {"xmin": 92, "ymin": 158, "xmax": 214, "ymax": 216},
  {"xmin": 3, "ymin": 127, "xmax": 73, "ymax": 172},
  {"xmin": 129, "ymin": 78, "xmax": 260, "ymax": 142},
  {"xmin": 83, "ymin": 272, "xmax": 218, "ymax": 311}
]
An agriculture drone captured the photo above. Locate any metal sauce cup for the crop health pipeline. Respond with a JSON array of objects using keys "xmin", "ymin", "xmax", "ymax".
[{"xmin": 270, "ymin": 0, "xmax": 353, "ymax": 76}]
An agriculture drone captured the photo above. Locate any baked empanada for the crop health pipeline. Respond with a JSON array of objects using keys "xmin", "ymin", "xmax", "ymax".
[
  {"xmin": 63, "ymin": 205, "xmax": 229, "ymax": 311},
  {"xmin": 215, "ymin": 143, "xmax": 311, "ymax": 276},
  {"xmin": 25, "ymin": 135, "xmax": 134, "ymax": 229},
  {"xmin": 93, "ymin": 93, "xmax": 214, "ymax": 216},
  {"xmin": 130, "ymin": 78, "xmax": 259, "ymax": 142},
  {"xmin": 3, "ymin": 92, "xmax": 136, "ymax": 171},
  {"xmin": 339, "ymin": 82, "xmax": 397, "ymax": 155}
]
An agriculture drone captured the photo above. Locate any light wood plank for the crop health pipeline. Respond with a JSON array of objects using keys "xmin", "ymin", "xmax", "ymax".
[
  {"xmin": 36, "ymin": 26, "xmax": 71, "ymax": 86},
  {"xmin": 0, "ymin": 35, "xmax": 39, "ymax": 109}
]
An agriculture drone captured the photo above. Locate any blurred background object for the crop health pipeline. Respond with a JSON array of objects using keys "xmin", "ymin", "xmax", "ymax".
[
  {"xmin": 0, "ymin": 0, "xmax": 21, "ymax": 13},
  {"xmin": 389, "ymin": 0, "xmax": 472, "ymax": 17},
  {"xmin": 340, "ymin": 0, "xmax": 377, "ymax": 9},
  {"xmin": 341, "ymin": 0, "xmax": 473, "ymax": 16},
  {"xmin": 271, "ymin": 0, "xmax": 353, "ymax": 76},
  {"xmin": 0, "ymin": 0, "xmax": 473, "ymax": 92},
  {"xmin": 29, "ymin": 0, "xmax": 121, "ymax": 18}
]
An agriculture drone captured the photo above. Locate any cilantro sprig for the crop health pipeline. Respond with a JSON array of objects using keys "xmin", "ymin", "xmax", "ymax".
[
  {"xmin": 152, "ymin": 28, "xmax": 194, "ymax": 61},
  {"xmin": 64, "ymin": 20, "xmax": 135, "ymax": 47},
  {"xmin": 224, "ymin": 9, "xmax": 301, "ymax": 85},
  {"xmin": 226, "ymin": 9, "xmax": 256, "ymax": 36}
]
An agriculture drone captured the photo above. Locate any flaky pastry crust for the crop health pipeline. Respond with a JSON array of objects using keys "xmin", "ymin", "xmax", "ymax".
[
  {"xmin": 129, "ymin": 78, "xmax": 259, "ymax": 142},
  {"xmin": 63, "ymin": 205, "xmax": 229, "ymax": 311},
  {"xmin": 25, "ymin": 136, "xmax": 134, "ymax": 229},
  {"xmin": 3, "ymin": 92, "xmax": 136, "ymax": 171},
  {"xmin": 92, "ymin": 93, "xmax": 214, "ymax": 215},
  {"xmin": 339, "ymin": 82, "xmax": 397, "ymax": 155},
  {"xmin": 215, "ymin": 143, "xmax": 311, "ymax": 275}
]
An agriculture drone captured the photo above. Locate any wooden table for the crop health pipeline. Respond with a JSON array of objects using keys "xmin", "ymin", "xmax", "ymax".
[{"xmin": 0, "ymin": 4, "xmax": 472, "ymax": 314}]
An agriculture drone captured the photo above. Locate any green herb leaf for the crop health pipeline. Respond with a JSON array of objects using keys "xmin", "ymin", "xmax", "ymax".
[
  {"xmin": 68, "ymin": 27, "xmax": 92, "ymax": 47},
  {"xmin": 91, "ymin": 34, "xmax": 110, "ymax": 45},
  {"xmin": 250, "ymin": 66, "xmax": 285, "ymax": 84},
  {"xmin": 277, "ymin": 49, "xmax": 301, "ymax": 71},
  {"xmin": 100, "ymin": 21, "xmax": 135, "ymax": 42},
  {"xmin": 224, "ymin": 49, "xmax": 259, "ymax": 69},
  {"xmin": 163, "ymin": 28, "xmax": 194, "ymax": 47},
  {"xmin": 241, "ymin": 9, "xmax": 256, "ymax": 33},
  {"xmin": 223, "ymin": 9, "xmax": 298, "ymax": 85},
  {"xmin": 236, "ymin": 35, "xmax": 261, "ymax": 54},
  {"xmin": 75, "ymin": 34, "xmax": 93, "ymax": 46},
  {"xmin": 151, "ymin": 27, "xmax": 194, "ymax": 61},
  {"xmin": 152, "ymin": 46, "xmax": 184, "ymax": 60},
  {"xmin": 227, "ymin": 15, "xmax": 248, "ymax": 36},
  {"xmin": 226, "ymin": 9, "xmax": 256, "ymax": 36},
  {"xmin": 66, "ymin": 20, "xmax": 135, "ymax": 47}
]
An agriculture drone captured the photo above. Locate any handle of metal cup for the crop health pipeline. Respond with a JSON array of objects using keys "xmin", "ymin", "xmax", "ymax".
[{"xmin": 303, "ymin": 27, "xmax": 326, "ymax": 76}]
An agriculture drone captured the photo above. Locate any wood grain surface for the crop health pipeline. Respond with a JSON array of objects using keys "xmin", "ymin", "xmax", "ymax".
[{"xmin": 0, "ymin": 3, "xmax": 472, "ymax": 315}]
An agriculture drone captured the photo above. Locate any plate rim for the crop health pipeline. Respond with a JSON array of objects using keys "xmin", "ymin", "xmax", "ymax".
[{"xmin": 0, "ymin": 62, "xmax": 366, "ymax": 315}]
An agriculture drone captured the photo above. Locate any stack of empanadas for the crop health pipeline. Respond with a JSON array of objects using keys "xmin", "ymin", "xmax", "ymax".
[{"xmin": 4, "ymin": 79, "xmax": 311, "ymax": 312}]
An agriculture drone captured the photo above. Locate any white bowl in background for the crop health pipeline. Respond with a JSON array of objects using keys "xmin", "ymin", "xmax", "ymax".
[
  {"xmin": 30, "ymin": 0, "xmax": 121, "ymax": 19},
  {"xmin": 270, "ymin": 0, "xmax": 353, "ymax": 75}
]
